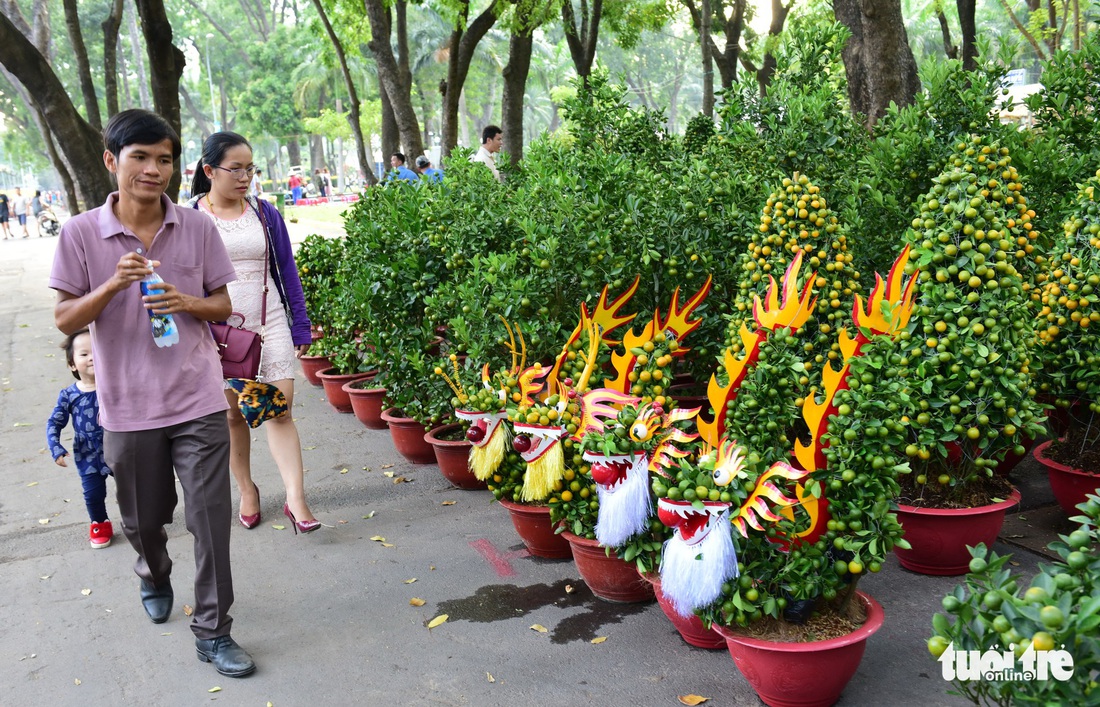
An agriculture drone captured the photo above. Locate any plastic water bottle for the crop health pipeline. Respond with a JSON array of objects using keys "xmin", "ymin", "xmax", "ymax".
[{"xmin": 140, "ymin": 270, "xmax": 180, "ymax": 348}]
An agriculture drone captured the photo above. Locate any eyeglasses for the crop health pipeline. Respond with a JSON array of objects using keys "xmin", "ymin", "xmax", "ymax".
[{"xmin": 213, "ymin": 165, "xmax": 257, "ymax": 179}]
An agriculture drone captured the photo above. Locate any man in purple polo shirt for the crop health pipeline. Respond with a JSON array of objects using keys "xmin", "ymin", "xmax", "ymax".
[{"xmin": 49, "ymin": 110, "xmax": 255, "ymax": 678}]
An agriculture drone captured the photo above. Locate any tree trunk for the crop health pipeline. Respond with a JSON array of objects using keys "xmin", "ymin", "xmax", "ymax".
[
  {"xmin": 700, "ymin": 0, "xmax": 713, "ymax": 116},
  {"xmin": 364, "ymin": 0, "xmax": 424, "ymax": 158},
  {"xmin": 458, "ymin": 88, "xmax": 471, "ymax": 147},
  {"xmin": 126, "ymin": 0, "xmax": 152, "ymax": 109},
  {"xmin": 832, "ymin": 0, "xmax": 919, "ymax": 130},
  {"xmin": 134, "ymin": 0, "xmax": 185, "ymax": 201},
  {"xmin": 441, "ymin": 0, "xmax": 501, "ymax": 159},
  {"xmin": 380, "ymin": 73, "xmax": 399, "ymax": 164},
  {"xmin": 62, "ymin": 0, "xmax": 101, "ymax": 131},
  {"xmin": 309, "ymin": 0, "xmax": 376, "ymax": 186},
  {"xmin": 102, "ymin": 0, "xmax": 124, "ymax": 118},
  {"xmin": 310, "ymin": 135, "xmax": 325, "ymax": 175},
  {"xmin": 956, "ymin": 0, "xmax": 977, "ymax": 71},
  {"xmin": 285, "ymin": 139, "xmax": 302, "ymax": 171},
  {"xmin": 561, "ymin": 0, "xmax": 603, "ymax": 86},
  {"xmin": 0, "ymin": 13, "xmax": 113, "ymax": 209},
  {"xmin": 501, "ymin": 21, "xmax": 534, "ymax": 167}
]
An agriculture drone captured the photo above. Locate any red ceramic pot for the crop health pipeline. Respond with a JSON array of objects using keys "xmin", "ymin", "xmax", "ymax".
[
  {"xmin": 713, "ymin": 591, "xmax": 884, "ymax": 707},
  {"xmin": 1034, "ymin": 439, "xmax": 1100, "ymax": 515},
  {"xmin": 497, "ymin": 499, "xmax": 572, "ymax": 559},
  {"xmin": 380, "ymin": 408, "xmax": 437, "ymax": 464},
  {"xmin": 642, "ymin": 573, "xmax": 725, "ymax": 649},
  {"xmin": 344, "ymin": 380, "xmax": 388, "ymax": 429},
  {"xmin": 560, "ymin": 531, "xmax": 654, "ymax": 603},
  {"xmin": 299, "ymin": 354, "xmax": 334, "ymax": 387},
  {"xmin": 318, "ymin": 368, "xmax": 375, "ymax": 413},
  {"xmin": 425, "ymin": 423, "xmax": 486, "ymax": 490},
  {"xmin": 894, "ymin": 488, "xmax": 1021, "ymax": 575}
]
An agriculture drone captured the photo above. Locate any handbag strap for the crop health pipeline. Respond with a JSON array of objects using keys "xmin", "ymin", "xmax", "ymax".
[{"xmin": 250, "ymin": 197, "xmax": 270, "ymax": 335}]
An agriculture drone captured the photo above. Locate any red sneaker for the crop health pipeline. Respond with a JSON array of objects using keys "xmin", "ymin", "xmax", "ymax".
[{"xmin": 90, "ymin": 521, "xmax": 113, "ymax": 549}]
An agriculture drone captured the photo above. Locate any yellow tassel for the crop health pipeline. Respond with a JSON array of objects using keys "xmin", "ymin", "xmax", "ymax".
[
  {"xmin": 521, "ymin": 441, "xmax": 565, "ymax": 502},
  {"xmin": 469, "ymin": 423, "xmax": 509, "ymax": 481}
]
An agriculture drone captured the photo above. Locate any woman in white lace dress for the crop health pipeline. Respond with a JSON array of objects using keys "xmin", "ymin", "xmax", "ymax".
[{"xmin": 190, "ymin": 132, "xmax": 320, "ymax": 534}]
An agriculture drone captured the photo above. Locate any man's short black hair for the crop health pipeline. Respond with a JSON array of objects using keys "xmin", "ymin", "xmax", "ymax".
[
  {"xmin": 103, "ymin": 109, "xmax": 182, "ymax": 160},
  {"xmin": 391, "ymin": 152, "xmax": 406, "ymax": 165},
  {"xmin": 481, "ymin": 125, "xmax": 502, "ymax": 144}
]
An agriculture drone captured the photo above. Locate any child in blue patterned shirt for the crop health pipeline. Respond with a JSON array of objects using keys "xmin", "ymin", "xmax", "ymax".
[{"xmin": 46, "ymin": 329, "xmax": 114, "ymax": 549}]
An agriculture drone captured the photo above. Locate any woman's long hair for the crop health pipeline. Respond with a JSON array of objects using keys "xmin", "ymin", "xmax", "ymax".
[{"xmin": 191, "ymin": 131, "xmax": 252, "ymax": 197}]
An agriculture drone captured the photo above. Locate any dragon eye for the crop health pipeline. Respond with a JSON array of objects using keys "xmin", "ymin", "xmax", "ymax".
[
  {"xmin": 712, "ymin": 465, "xmax": 735, "ymax": 487},
  {"xmin": 630, "ymin": 422, "xmax": 652, "ymax": 442}
]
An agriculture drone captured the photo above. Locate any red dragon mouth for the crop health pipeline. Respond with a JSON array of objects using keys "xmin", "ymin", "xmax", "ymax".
[
  {"xmin": 657, "ymin": 498, "xmax": 730, "ymax": 545},
  {"xmin": 584, "ymin": 451, "xmax": 645, "ymax": 490}
]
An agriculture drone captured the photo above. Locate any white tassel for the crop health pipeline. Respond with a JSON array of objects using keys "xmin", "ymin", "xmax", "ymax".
[
  {"xmin": 659, "ymin": 511, "xmax": 739, "ymax": 618},
  {"xmin": 594, "ymin": 459, "xmax": 653, "ymax": 548}
]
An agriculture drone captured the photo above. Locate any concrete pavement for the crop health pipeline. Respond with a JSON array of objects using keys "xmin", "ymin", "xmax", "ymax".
[{"xmin": 0, "ymin": 230, "xmax": 1062, "ymax": 706}]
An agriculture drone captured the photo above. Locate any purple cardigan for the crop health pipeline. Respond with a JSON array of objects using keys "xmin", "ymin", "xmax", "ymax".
[{"xmin": 192, "ymin": 196, "xmax": 312, "ymax": 347}]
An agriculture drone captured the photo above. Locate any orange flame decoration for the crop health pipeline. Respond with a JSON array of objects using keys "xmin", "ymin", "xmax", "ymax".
[
  {"xmin": 574, "ymin": 389, "xmax": 640, "ymax": 438},
  {"xmin": 517, "ymin": 364, "xmax": 549, "ymax": 408},
  {"xmin": 794, "ymin": 245, "xmax": 916, "ymax": 473},
  {"xmin": 650, "ymin": 423, "xmax": 698, "ymax": 476},
  {"xmin": 605, "ymin": 276, "xmax": 713, "ymax": 394},
  {"xmin": 547, "ymin": 277, "xmax": 640, "ymax": 388},
  {"xmin": 699, "ymin": 252, "xmax": 817, "ymax": 447},
  {"xmin": 731, "ymin": 461, "xmax": 811, "ymax": 537}
]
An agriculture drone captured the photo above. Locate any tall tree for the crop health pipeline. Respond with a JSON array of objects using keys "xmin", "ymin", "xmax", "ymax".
[
  {"xmin": 561, "ymin": 0, "xmax": 602, "ymax": 85},
  {"xmin": 311, "ymin": 0, "xmax": 378, "ymax": 185},
  {"xmin": 681, "ymin": 0, "xmax": 746, "ymax": 91},
  {"xmin": 502, "ymin": 0, "xmax": 554, "ymax": 166},
  {"xmin": 440, "ymin": 0, "xmax": 502, "ymax": 159},
  {"xmin": 0, "ymin": 11, "xmax": 113, "ymax": 209},
  {"xmin": 102, "ymin": 0, "xmax": 125, "ymax": 117},
  {"xmin": 61, "ymin": 0, "xmax": 102, "ymax": 131},
  {"xmin": 832, "ymin": 0, "xmax": 920, "ymax": 129},
  {"xmin": 364, "ymin": 0, "xmax": 425, "ymax": 158},
  {"xmin": 134, "ymin": 0, "xmax": 185, "ymax": 200}
]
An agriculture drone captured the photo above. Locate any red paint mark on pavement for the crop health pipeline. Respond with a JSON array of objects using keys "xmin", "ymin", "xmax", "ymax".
[{"xmin": 469, "ymin": 538, "xmax": 529, "ymax": 577}]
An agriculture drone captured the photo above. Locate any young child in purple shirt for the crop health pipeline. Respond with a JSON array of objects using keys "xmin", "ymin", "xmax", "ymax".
[{"xmin": 46, "ymin": 329, "xmax": 114, "ymax": 548}]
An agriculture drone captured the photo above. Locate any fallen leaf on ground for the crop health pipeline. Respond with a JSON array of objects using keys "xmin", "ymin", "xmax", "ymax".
[
  {"xmin": 427, "ymin": 614, "xmax": 448, "ymax": 629},
  {"xmin": 303, "ymin": 446, "xmax": 316, "ymax": 450},
  {"xmin": 74, "ymin": 678, "xmax": 81, "ymax": 685},
  {"xmin": 381, "ymin": 464, "xmax": 394, "ymax": 469},
  {"xmin": 404, "ymin": 578, "xmax": 417, "ymax": 584},
  {"xmin": 38, "ymin": 519, "xmax": 49, "ymax": 525},
  {"xmin": 160, "ymin": 632, "xmax": 172, "ymax": 636},
  {"xmin": 14, "ymin": 422, "xmax": 32, "ymax": 427},
  {"xmin": 383, "ymin": 471, "xmax": 395, "ymax": 478},
  {"xmin": 26, "ymin": 481, "xmax": 37, "ymax": 487},
  {"xmin": 381, "ymin": 542, "xmax": 394, "ymax": 548},
  {"xmin": 441, "ymin": 501, "xmax": 456, "ymax": 506},
  {"xmin": 340, "ymin": 468, "xmax": 349, "ymax": 474},
  {"xmin": 363, "ymin": 511, "xmax": 376, "ymax": 519},
  {"xmin": 591, "ymin": 636, "xmax": 608, "ymax": 644},
  {"xmin": 272, "ymin": 524, "xmax": 285, "ymax": 530},
  {"xmin": 338, "ymin": 520, "xmax": 348, "ymax": 524},
  {"xmin": 409, "ymin": 598, "xmax": 426, "ymax": 607},
  {"xmin": 393, "ymin": 476, "xmax": 408, "ymax": 484},
  {"xmin": 183, "ymin": 605, "xmax": 194, "ymax": 616},
  {"xmin": 678, "ymin": 696, "xmax": 709, "ymax": 706},
  {"xmin": 565, "ymin": 584, "xmax": 575, "ymax": 594},
  {"xmin": 487, "ymin": 672, "xmax": 495, "ymax": 683},
  {"xmin": 530, "ymin": 624, "xmax": 548, "ymax": 633},
  {"xmin": 370, "ymin": 535, "xmax": 386, "ymax": 542},
  {"xmin": 81, "ymin": 588, "xmax": 91, "ymax": 596},
  {"xmin": 39, "ymin": 575, "xmax": 50, "ymax": 580},
  {"xmin": 430, "ymin": 565, "xmax": 435, "ymax": 571},
  {"xmin": 362, "ymin": 466, "xmax": 370, "ymax": 471},
  {"xmin": 208, "ymin": 686, "xmax": 221, "ymax": 693}
]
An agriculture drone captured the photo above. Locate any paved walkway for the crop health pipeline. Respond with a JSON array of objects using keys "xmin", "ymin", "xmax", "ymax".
[{"xmin": 0, "ymin": 231, "xmax": 1064, "ymax": 706}]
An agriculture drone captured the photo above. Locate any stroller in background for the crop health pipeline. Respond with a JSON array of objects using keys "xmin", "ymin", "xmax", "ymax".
[{"xmin": 37, "ymin": 205, "xmax": 59, "ymax": 237}]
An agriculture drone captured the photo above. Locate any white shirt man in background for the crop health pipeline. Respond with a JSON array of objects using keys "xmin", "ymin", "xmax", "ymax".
[{"xmin": 470, "ymin": 125, "xmax": 502, "ymax": 182}]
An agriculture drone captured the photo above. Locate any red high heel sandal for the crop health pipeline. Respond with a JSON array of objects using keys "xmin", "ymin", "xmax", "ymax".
[
  {"xmin": 239, "ymin": 483, "xmax": 261, "ymax": 529},
  {"xmin": 283, "ymin": 503, "xmax": 320, "ymax": 534}
]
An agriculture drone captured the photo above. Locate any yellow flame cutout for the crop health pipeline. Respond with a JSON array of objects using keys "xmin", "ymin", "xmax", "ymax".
[
  {"xmin": 752, "ymin": 250, "xmax": 818, "ymax": 332},
  {"xmin": 606, "ymin": 277, "xmax": 713, "ymax": 394},
  {"xmin": 547, "ymin": 278, "xmax": 640, "ymax": 391},
  {"xmin": 795, "ymin": 246, "xmax": 915, "ymax": 472},
  {"xmin": 731, "ymin": 461, "xmax": 810, "ymax": 537}
]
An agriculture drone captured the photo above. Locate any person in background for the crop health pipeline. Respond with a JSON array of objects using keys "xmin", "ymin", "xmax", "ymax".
[
  {"xmin": 31, "ymin": 190, "xmax": 44, "ymax": 237},
  {"xmin": 288, "ymin": 172, "xmax": 302, "ymax": 204},
  {"xmin": 13, "ymin": 186, "xmax": 29, "ymax": 237},
  {"xmin": 322, "ymin": 168, "xmax": 333, "ymax": 196},
  {"xmin": 0, "ymin": 191, "xmax": 11, "ymax": 239},
  {"xmin": 189, "ymin": 131, "xmax": 320, "ymax": 538},
  {"xmin": 388, "ymin": 153, "xmax": 418, "ymax": 183},
  {"xmin": 249, "ymin": 169, "xmax": 263, "ymax": 199},
  {"xmin": 415, "ymin": 155, "xmax": 442, "ymax": 183},
  {"xmin": 49, "ymin": 108, "xmax": 254, "ymax": 677},
  {"xmin": 470, "ymin": 125, "xmax": 502, "ymax": 182},
  {"xmin": 47, "ymin": 328, "xmax": 115, "ymax": 549}
]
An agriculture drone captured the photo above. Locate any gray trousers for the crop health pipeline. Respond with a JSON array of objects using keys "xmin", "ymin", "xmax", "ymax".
[{"xmin": 104, "ymin": 411, "xmax": 234, "ymax": 640}]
